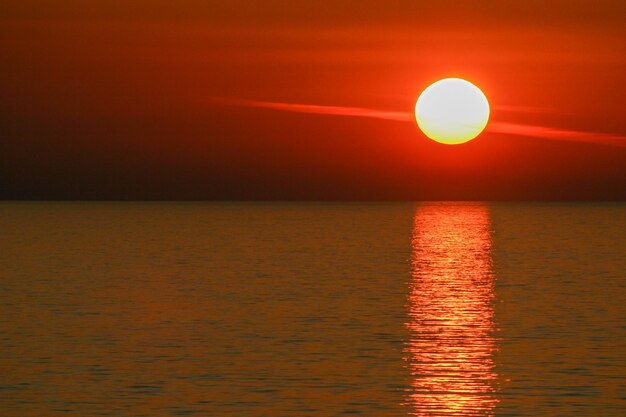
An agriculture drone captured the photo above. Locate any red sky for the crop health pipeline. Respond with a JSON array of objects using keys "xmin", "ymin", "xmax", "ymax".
[{"xmin": 1, "ymin": 1, "xmax": 625, "ymax": 200}]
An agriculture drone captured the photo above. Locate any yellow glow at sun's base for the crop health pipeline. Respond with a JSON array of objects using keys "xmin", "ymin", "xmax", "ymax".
[{"xmin": 415, "ymin": 78, "xmax": 490, "ymax": 145}]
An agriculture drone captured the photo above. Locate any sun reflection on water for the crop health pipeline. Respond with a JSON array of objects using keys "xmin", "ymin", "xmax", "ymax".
[{"xmin": 406, "ymin": 203, "xmax": 498, "ymax": 416}]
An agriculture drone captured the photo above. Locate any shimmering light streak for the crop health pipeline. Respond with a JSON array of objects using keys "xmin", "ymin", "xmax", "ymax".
[{"xmin": 406, "ymin": 203, "xmax": 498, "ymax": 416}]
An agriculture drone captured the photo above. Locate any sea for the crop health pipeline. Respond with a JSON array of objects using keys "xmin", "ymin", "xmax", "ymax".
[{"xmin": 1, "ymin": 202, "xmax": 624, "ymax": 416}]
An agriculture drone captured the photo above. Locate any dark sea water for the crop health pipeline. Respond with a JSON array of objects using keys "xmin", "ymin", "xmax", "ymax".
[{"xmin": 0, "ymin": 202, "xmax": 624, "ymax": 416}]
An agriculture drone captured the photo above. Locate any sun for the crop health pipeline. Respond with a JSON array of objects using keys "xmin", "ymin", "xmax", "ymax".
[{"xmin": 415, "ymin": 78, "xmax": 490, "ymax": 145}]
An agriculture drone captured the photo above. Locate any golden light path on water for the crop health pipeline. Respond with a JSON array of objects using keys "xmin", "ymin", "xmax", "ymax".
[{"xmin": 406, "ymin": 203, "xmax": 498, "ymax": 416}]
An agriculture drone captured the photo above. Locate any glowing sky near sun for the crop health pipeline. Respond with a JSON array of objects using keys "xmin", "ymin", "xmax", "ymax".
[{"xmin": 1, "ymin": 1, "xmax": 625, "ymax": 199}]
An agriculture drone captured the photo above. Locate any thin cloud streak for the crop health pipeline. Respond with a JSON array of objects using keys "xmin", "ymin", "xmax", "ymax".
[
  {"xmin": 210, "ymin": 98, "xmax": 626, "ymax": 147},
  {"xmin": 208, "ymin": 98, "xmax": 413, "ymax": 122},
  {"xmin": 487, "ymin": 122, "xmax": 626, "ymax": 147}
]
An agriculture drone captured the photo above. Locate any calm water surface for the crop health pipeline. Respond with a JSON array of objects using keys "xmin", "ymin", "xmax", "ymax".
[{"xmin": 0, "ymin": 202, "xmax": 624, "ymax": 416}]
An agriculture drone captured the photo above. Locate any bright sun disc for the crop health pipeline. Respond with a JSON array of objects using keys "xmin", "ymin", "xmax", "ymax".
[{"xmin": 415, "ymin": 78, "xmax": 490, "ymax": 145}]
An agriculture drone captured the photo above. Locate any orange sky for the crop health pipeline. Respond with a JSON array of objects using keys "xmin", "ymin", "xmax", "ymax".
[{"xmin": 1, "ymin": 1, "xmax": 625, "ymax": 199}]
